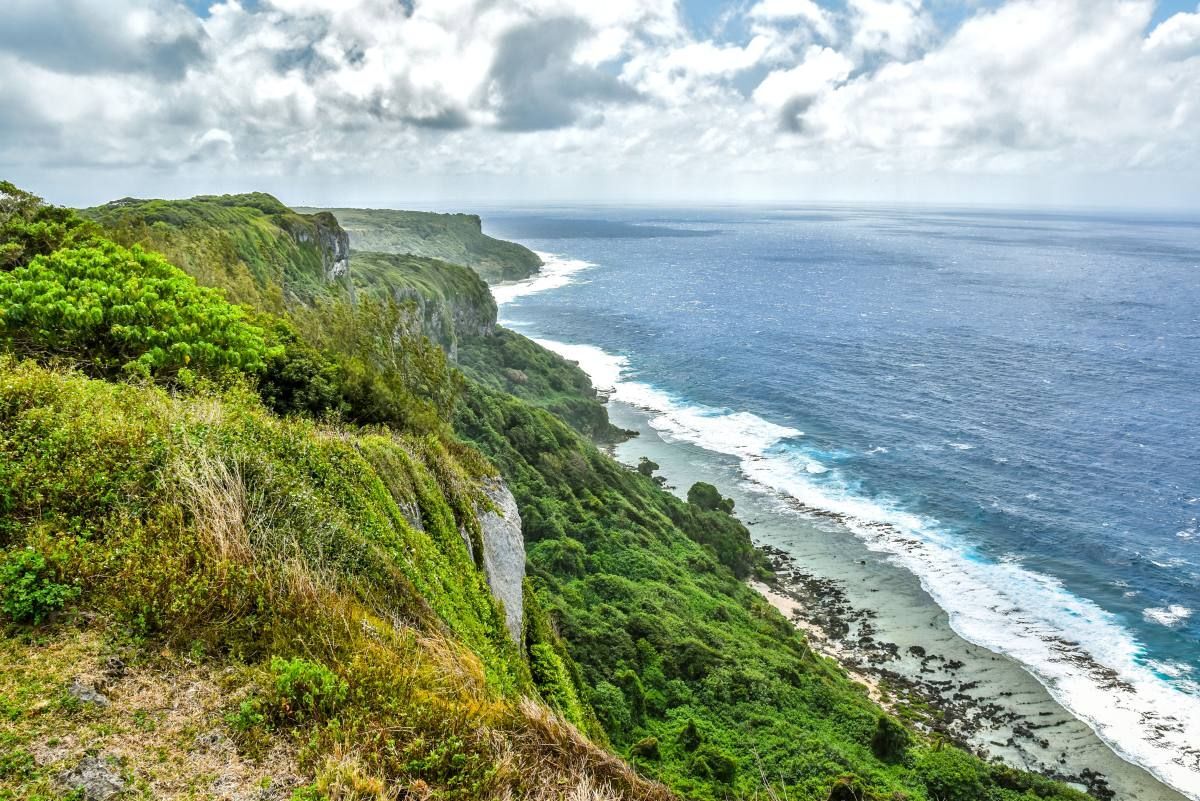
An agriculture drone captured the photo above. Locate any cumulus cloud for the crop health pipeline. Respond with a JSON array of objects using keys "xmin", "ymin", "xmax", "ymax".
[
  {"xmin": 0, "ymin": 0, "xmax": 206, "ymax": 78},
  {"xmin": 485, "ymin": 17, "xmax": 639, "ymax": 131},
  {"xmin": 748, "ymin": 0, "xmax": 837, "ymax": 40},
  {"xmin": 0, "ymin": 0, "xmax": 1197, "ymax": 206}
]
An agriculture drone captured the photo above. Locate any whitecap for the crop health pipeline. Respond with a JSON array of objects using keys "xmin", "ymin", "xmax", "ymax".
[
  {"xmin": 948, "ymin": 442, "xmax": 975, "ymax": 451},
  {"xmin": 524, "ymin": 324, "xmax": 1200, "ymax": 799},
  {"xmin": 1143, "ymin": 605, "xmax": 1193, "ymax": 628},
  {"xmin": 491, "ymin": 251, "xmax": 595, "ymax": 310}
]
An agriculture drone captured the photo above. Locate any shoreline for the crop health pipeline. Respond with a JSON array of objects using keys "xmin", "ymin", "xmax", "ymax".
[
  {"xmin": 601, "ymin": 397, "xmax": 1191, "ymax": 801},
  {"xmin": 490, "ymin": 258, "xmax": 1197, "ymax": 801}
]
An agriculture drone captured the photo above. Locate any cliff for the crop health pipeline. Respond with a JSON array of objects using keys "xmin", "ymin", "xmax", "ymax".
[
  {"xmin": 300, "ymin": 206, "xmax": 543, "ymax": 283},
  {"xmin": 1, "ymin": 182, "xmax": 1093, "ymax": 801},
  {"xmin": 82, "ymin": 193, "xmax": 354, "ymax": 313}
]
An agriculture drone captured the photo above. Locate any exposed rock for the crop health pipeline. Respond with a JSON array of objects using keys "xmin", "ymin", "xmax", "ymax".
[
  {"xmin": 103, "ymin": 657, "xmax": 126, "ymax": 682},
  {"xmin": 477, "ymin": 478, "xmax": 525, "ymax": 642},
  {"xmin": 287, "ymin": 212, "xmax": 350, "ymax": 282},
  {"xmin": 69, "ymin": 678, "xmax": 110, "ymax": 707},
  {"xmin": 58, "ymin": 754, "xmax": 125, "ymax": 800}
]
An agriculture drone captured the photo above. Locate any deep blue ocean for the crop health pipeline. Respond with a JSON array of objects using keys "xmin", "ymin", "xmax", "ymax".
[{"xmin": 481, "ymin": 205, "xmax": 1200, "ymax": 786}]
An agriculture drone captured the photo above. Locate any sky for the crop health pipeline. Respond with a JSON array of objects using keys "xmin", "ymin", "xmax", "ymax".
[{"xmin": 2, "ymin": 0, "xmax": 1199, "ymax": 209}]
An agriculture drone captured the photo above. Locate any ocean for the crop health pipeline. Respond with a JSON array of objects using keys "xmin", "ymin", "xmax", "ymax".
[{"xmin": 480, "ymin": 205, "xmax": 1200, "ymax": 798}]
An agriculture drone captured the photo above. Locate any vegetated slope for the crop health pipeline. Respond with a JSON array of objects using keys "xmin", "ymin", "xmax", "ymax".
[
  {"xmin": 457, "ymin": 328, "xmax": 628, "ymax": 443},
  {"xmin": 453, "ymin": 384, "xmax": 1092, "ymax": 801},
  {"xmin": 300, "ymin": 207, "xmax": 542, "ymax": 282},
  {"xmin": 0, "ymin": 358, "xmax": 669, "ymax": 801},
  {"xmin": 79, "ymin": 192, "xmax": 618, "ymax": 442},
  {"xmin": 82, "ymin": 193, "xmax": 352, "ymax": 313},
  {"xmin": 0, "ymin": 182, "xmax": 671, "ymax": 801},
  {"xmin": 2, "ymin": 183, "xmax": 1095, "ymax": 801}
]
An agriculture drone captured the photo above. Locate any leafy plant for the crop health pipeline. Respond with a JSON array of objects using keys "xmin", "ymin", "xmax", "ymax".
[
  {"xmin": 268, "ymin": 656, "xmax": 348, "ymax": 724},
  {"xmin": 0, "ymin": 548, "xmax": 78, "ymax": 625},
  {"xmin": 686, "ymin": 481, "xmax": 734, "ymax": 514},
  {"xmin": 870, "ymin": 715, "xmax": 911, "ymax": 762},
  {"xmin": 0, "ymin": 181, "xmax": 99, "ymax": 270},
  {"xmin": 0, "ymin": 239, "xmax": 273, "ymax": 380}
]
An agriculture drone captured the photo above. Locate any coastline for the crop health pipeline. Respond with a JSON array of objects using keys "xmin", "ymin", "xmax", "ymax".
[
  {"xmin": 489, "ymin": 254, "xmax": 1198, "ymax": 801},
  {"xmin": 604, "ymin": 398, "xmax": 1189, "ymax": 801}
]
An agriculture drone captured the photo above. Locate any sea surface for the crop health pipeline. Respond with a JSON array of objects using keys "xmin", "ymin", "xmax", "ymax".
[{"xmin": 481, "ymin": 205, "xmax": 1200, "ymax": 797}]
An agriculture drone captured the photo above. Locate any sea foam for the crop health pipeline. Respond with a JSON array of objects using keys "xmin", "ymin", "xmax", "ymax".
[
  {"xmin": 491, "ymin": 251, "xmax": 595, "ymax": 312},
  {"xmin": 497, "ymin": 254, "xmax": 1200, "ymax": 799}
]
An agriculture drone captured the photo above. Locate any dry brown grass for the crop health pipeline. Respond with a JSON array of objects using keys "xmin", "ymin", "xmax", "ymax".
[
  {"xmin": 0, "ymin": 628, "xmax": 304, "ymax": 800},
  {"xmin": 508, "ymin": 698, "xmax": 676, "ymax": 801}
]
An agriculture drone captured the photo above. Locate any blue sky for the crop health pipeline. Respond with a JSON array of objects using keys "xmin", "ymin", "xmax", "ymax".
[{"xmin": 3, "ymin": 0, "xmax": 1200, "ymax": 208}]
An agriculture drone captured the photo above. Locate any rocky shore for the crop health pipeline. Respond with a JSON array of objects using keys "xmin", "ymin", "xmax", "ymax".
[{"xmin": 752, "ymin": 545, "xmax": 1118, "ymax": 799}]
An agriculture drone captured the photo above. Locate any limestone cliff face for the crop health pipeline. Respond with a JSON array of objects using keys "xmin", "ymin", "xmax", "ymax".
[
  {"xmin": 476, "ymin": 478, "xmax": 525, "ymax": 643},
  {"xmin": 385, "ymin": 285, "xmax": 495, "ymax": 360},
  {"xmin": 293, "ymin": 212, "xmax": 350, "ymax": 282}
]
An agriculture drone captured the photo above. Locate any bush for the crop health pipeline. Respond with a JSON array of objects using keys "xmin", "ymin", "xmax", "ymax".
[
  {"xmin": 0, "ymin": 181, "xmax": 99, "ymax": 269},
  {"xmin": 917, "ymin": 747, "xmax": 987, "ymax": 801},
  {"xmin": 690, "ymin": 743, "xmax": 737, "ymax": 784},
  {"xmin": 269, "ymin": 656, "xmax": 348, "ymax": 724},
  {"xmin": 686, "ymin": 481, "xmax": 734, "ymax": 513},
  {"xmin": 590, "ymin": 681, "xmax": 631, "ymax": 734},
  {"xmin": 0, "ymin": 240, "xmax": 273, "ymax": 381},
  {"xmin": 0, "ymin": 548, "xmax": 78, "ymax": 625},
  {"xmin": 630, "ymin": 736, "xmax": 660, "ymax": 761},
  {"xmin": 637, "ymin": 457, "xmax": 659, "ymax": 477}
]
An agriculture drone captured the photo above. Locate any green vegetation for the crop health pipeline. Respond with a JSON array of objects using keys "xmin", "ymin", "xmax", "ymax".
[
  {"xmin": 0, "ymin": 548, "xmax": 78, "ymax": 625},
  {"xmin": 303, "ymin": 207, "xmax": 542, "ymax": 282},
  {"xmin": 686, "ymin": 481, "xmax": 735, "ymax": 514},
  {"xmin": 458, "ymin": 327, "xmax": 625, "ymax": 442},
  {"xmin": 0, "ymin": 240, "xmax": 272, "ymax": 381},
  {"xmin": 0, "ymin": 183, "xmax": 1096, "ymax": 801},
  {"xmin": 82, "ymin": 193, "xmax": 351, "ymax": 313},
  {"xmin": 1, "ymin": 181, "xmax": 100, "ymax": 269},
  {"xmin": 349, "ymin": 250, "xmax": 497, "ymax": 353}
]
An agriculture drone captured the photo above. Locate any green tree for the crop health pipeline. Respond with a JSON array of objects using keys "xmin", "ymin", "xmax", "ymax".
[
  {"xmin": 870, "ymin": 715, "xmax": 911, "ymax": 762},
  {"xmin": 294, "ymin": 295, "xmax": 462, "ymax": 433}
]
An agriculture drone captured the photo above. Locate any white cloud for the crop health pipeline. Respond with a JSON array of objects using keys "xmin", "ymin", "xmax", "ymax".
[
  {"xmin": 753, "ymin": 45, "xmax": 854, "ymax": 109},
  {"xmin": 848, "ymin": 0, "xmax": 932, "ymax": 59},
  {"xmin": 748, "ymin": 0, "xmax": 837, "ymax": 40},
  {"xmin": 1145, "ymin": 6, "xmax": 1200, "ymax": 60},
  {"xmin": 0, "ymin": 0, "xmax": 1197, "ymax": 207}
]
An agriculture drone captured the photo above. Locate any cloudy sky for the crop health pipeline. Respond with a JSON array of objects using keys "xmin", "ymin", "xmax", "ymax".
[{"xmin": 3, "ymin": 0, "xmax": 1200, "ymax": 209}]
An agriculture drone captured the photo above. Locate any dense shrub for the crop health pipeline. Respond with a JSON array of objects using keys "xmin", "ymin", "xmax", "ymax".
[
  {"xmin": 0, "ymin": 181, "xmax": 99, "ymax": 269},
  {"xmin": 269, "ymin": 656, "xmax": 348, "ymax": 724},
  {"xmin": 686, "ymin": 481, "xmax": 734, "ymax": 513},
  {"xmin": 870, "ymin": 715, "xmax": 911, "ymax": 762},
  {"xmin": 294, "ymin": 295, "xmax": 462, "ymax": 433},
  {"xmin": 917, "ymin": 747, "xmax": 988, "ymax": 801},
  {"xmin": 0, "ymin": 240, "xmax": 272, "ymax": 380},
  {"xmin": 0, "ymin": 548, "xmax": 78, "ymax": 625}
]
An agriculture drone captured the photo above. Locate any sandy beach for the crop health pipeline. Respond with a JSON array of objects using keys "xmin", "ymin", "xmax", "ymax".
[{"xmin": 606, "ymin": 398, "xmax": 1190, "ymax": 801}]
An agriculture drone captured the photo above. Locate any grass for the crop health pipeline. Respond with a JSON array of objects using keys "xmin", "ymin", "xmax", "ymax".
[{"xmin": 0, "ymin": 358, "xmax": 674, "ymax": 800}]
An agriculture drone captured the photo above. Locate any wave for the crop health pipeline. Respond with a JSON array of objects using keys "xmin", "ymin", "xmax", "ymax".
[
  {"xmin": 491, "ymin": 251, "xmax": 595, "ymax": 312},
  {"xmin": 527, "ymin": 329, "xmax": 1200, "ymax": 800},
  {"xmin": 1144, "ymin": 605, "xmax": 1194, "ymax": 628}
]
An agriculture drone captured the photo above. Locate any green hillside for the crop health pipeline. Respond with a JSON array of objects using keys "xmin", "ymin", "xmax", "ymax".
[
  {"xmin": 0, "ymin": 181, "xmax": 1093, "ymax": 801},
  {"xmin": 301, "ymin": 207, "xmax": 542, "ymax": 282},
  {"xmin": 83, "ymin": 193, "xmax": 353, "ymax": 314}
]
